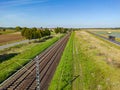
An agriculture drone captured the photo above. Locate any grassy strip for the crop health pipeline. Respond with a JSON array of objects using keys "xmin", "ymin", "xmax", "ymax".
[
  {"xmin": 0, "ymin": 30, "xmax": 16, "ymax": 35},
  {"xmin": 116, "ymin": 38, "xmax": 120, "ymax": 42},
  {"xmin": 74, "ymin": 37, "xmax": 108, "ymax": 90},
  {"xmin": 49, "ymin": 32, "xmax": 74, "ymax": 90},
  {"xmin": 0, "ymin": 35, "xmax": 62, "ymax": 84},
  {"xmin": 73, "ymin": 31, "xmax": 120, "ymax": 90}
]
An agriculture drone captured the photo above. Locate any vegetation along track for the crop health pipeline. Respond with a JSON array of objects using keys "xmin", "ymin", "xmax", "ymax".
[{"xmin": 0, "ymin": 33, "xmax": 71, "ymax": 90}]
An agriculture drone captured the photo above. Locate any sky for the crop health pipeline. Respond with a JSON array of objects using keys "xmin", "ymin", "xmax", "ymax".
[{"xmin": 0, "ymin": 0, "xmax": 120, "ymax": 28}]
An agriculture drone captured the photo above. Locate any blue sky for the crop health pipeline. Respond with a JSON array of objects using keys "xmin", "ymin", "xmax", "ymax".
[{"xmin": 0, "ymin": 0, "xmax": 120, "ymax": 28}]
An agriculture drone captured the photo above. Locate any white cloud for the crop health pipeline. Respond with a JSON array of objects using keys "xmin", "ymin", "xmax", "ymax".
[{"xmin": 0, "ymin": 0, "xmax": 48, "ymax": 8}]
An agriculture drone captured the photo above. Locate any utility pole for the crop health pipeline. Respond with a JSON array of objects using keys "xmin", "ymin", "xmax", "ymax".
[{"xmin": 35, "ymin": 56, "xmax": 40, "ymax": 90}]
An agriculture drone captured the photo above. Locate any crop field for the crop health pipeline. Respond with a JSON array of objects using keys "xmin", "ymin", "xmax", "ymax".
[
  {"xmin": 0, "ymin": 34, "xmax": 62, "ymax": 84},
  {"xmin": 0, "ymin": 29, "xmax": 16, "ymax": 35},
  {"xmin": 0, "ymin": 32, "xmax": 24, "ymax": 45},
  {"xmin": 91, "ymin": 29, "xmax": 120, "ymax": 42},
  {"xmin": 49, "ymin": 30, "xmax": 120, "ymax": 90}
]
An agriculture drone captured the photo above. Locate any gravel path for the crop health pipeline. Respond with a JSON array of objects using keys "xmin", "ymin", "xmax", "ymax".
[{"xmin": 0, "ymin": 39, "xmax": 35, "ymax": 50}]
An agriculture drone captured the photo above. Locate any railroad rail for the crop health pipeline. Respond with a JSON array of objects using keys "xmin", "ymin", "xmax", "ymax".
[{"xmin": 0, "ymin": 33, "xmax": 70, "ymax": 90}]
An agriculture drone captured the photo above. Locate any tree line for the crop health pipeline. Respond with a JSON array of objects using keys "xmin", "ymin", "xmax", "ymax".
[
  {"xmin": 20, "ymin": 27, "xmax": 51, "ymax": 40},
  {"xmin": 54, "ymin": 27, "xmax": 69, "ymax": 34},
  {"xmin": 15, "ymin": 26, "xmax": 69, "ymax": 40}
]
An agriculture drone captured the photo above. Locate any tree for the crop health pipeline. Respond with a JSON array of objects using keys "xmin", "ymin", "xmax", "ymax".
[
  {"xmin": 40, "ymin": 30, "xmax": 45, "ymax": 37},
  {"xmin": 36, "ymin": 30, "xmax": 42, "ymax": 40},
  {"xmin": 54, "ymin": 27, "xmax": 60, "ymax": 34},
  {"xmin": 21, "ymin": 27, "xmax": 51, "ymax": 41},
  {"xmin": 62, "ymin": 28, "xmax": 68, "ymax": 33},
  {"xmin": 16, "ymin": 26, "xmax": 22, "ymax": 31},
  {"xmin": 44, "ymin": 28, "xmax": 51, "ymax": 36},
  {"xmin": 21, "ymin": 27, "xmax": 27, "ymax": 36},
  {"xmin": 54, "ymin": 27, "xmax": 68, "ymax": 34},
  {"xmin": 21, "ymin": 28, "xmax": 31, "ymax": 40},
  {"xmin": 24, "ymin": 28, "xmax": 31, "ymax": 40},
  {"xmin": 3, "ymin": 29, "xmax": 6, "ymax": 32}
]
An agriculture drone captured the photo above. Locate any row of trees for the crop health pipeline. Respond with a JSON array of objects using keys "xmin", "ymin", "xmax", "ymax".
[
  {"xmin": 16, "ymin": 26, "xmax": 69, "ymax": 40},
  {"xmin": 21, "ymin": 27, "xmax": 51, "ymax": 40},
  {"xmin": 54, "ymin": 27, "xmax": 68, "ymax": 34}
]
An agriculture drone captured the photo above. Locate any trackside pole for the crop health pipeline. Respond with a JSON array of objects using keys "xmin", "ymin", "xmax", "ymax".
[{"xmin": 35, "ymin": 56, "xmax": 40, "ymax": 90}]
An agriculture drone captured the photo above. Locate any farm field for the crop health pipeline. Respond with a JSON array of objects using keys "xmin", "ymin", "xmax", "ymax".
[
  {"xmin": 0, "ymin": 32, "xmax": 24, "ymax": 45},
  {"xmin": 49, "ymin": 30, "xmax": 120, "ymax": 90},
  {"xmin": 0, "ymin": 34, "xmax": 63, "ymax": 84},
  {"xmin": 0, "ymin": 29, "xmax": 16, "ymax": 35},
  {"xmin": 91, "ymin": 29, "xmax": 120, "ymax": 42}
]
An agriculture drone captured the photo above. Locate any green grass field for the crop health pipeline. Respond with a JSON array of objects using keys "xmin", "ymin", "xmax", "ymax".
[
  {"xmin": 0, "ymin": 34, "xmax": 63, "ymax": 84},
  {"xmin": 0, "ymin": 29, "xmax": 16, "ymax": 35},
  {"xmin": 49, "ymin": 31, "xmax": 120, "ymax": 90},
  {"xmin": 73, "ymin": 31, "xmax": 120, "ymax": 90}
]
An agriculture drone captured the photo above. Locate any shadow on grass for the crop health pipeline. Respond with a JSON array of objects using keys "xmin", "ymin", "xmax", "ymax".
[
  {"xmin": 61, "ymin": 75, "xmax": 80, "ymax": 90},
  {"xmin": 0, "ymin": 53, "xmax": 19, "ymax": 63}
]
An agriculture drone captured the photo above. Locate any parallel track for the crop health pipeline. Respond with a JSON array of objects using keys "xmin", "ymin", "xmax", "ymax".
[{"xmin": 0, "ymin": 33, "xmax": 70, "ymax": 90}]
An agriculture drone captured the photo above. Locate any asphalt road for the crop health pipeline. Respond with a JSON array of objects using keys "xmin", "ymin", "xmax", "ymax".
[
  {"xmin": 88, "ymin": 31, "xmax": 120, "ymax": 46},
  {"xmin": 0, "ymin": 39, "xmax": 35, "ymax": 50}
]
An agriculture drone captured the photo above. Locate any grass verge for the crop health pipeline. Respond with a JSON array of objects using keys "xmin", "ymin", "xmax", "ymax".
[{"xmin": 73, "ymin": 31, "xmax": 120, "ymax": 90}]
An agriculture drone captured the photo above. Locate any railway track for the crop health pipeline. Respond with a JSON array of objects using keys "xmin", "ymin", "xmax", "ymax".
[{"xmin": 0, "ymin": 33, "xmax": 70, "ymax": 90}]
